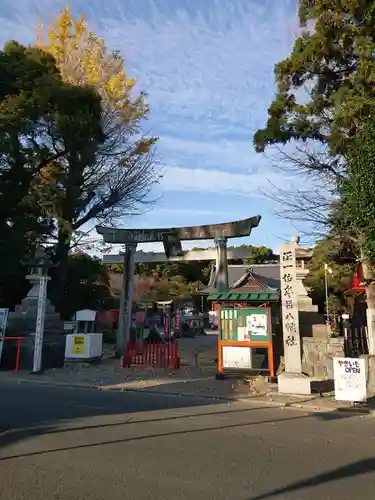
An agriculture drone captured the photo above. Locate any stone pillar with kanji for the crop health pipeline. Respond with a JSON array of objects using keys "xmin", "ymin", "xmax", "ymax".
[{"xmin": 278, "ymin": 236, "xmax": 311, "ymax": 395}]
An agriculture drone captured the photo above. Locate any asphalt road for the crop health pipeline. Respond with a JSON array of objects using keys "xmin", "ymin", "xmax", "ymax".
[{"xmin": 1, "ymin": 381, "xmax": 375, "ymax": 500}]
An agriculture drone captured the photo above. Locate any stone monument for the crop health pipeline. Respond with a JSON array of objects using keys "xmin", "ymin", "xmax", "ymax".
[
  {"xmin": 1, "ymin": 247, "xmax": 65, "ymax": 371},
  {"xmin": 278, "ymin": 236, "xmax": 311, "ymax": 395},
  {"xmin": 6, "ymin": 247, "xmax": 63, "ymax": 336}
]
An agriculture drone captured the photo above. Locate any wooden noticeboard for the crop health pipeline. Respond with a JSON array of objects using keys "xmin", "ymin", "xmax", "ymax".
[{"xmin": 217, "ymin": 306, "xmax": 274, "ymax": 377}]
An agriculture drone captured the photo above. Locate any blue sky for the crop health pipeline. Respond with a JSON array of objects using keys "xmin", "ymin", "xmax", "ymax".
[{"xmin": 0, "ymin": 0, "xmax": 306, "ymax": 253}]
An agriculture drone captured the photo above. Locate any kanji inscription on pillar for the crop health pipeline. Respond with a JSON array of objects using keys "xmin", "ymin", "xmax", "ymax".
[{"xmin": 280, "ymin": 243, "xmax": 302, "ymax": 373}]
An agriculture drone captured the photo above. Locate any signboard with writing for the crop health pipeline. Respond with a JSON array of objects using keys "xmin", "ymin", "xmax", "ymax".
[
  {"xmin": 333, "ymin": 357, "xmax": 367, "ymax": 402},
  {"xmin": 163, "ymin": 232, "xmax": 183, "ymax": 258},
  {"xmin": 220, "ymin": 308, "xmax": 271, "ymax": 343},
  {"xmin": 218, "ymin": 306, "xmax": 274, "ymax": 376},
  {"xmin": 246, "ymin": 311, "xmax": 269, "ymax": 342},
  {"xmin": 280, "ymin": 243, "xmax": 302, "ymax": 373},
  {"xmin": 174, "ymin": 309, "xmax": 181, "ymax": 335},
  {"xmin": 73, "ymin": 335, "xmax": 85, "ymax": 354},
  {"xmin": 0, "ymin": 308, "xmax": 9, "ymax": 365}
]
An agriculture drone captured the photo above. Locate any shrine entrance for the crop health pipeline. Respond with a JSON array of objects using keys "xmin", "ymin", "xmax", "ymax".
[{"xmin": 97, "ymin": 216, "xmax": 261, "ymax": 355}]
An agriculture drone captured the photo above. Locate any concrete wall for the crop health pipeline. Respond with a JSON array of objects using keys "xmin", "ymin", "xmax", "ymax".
[{"xmin": 302, "ymin": 337, "xmax": 345, "ymax": 379}]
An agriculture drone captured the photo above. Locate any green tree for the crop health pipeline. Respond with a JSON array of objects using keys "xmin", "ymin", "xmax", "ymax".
[
  {"xmin": 304, "ymin": 237, "xmax": 354, "ymax": 293},
  {"xmin": 335, "ymin": 120, "xmax": 375, "ymax": 311},
  {"xmin": 303, "ymin": 236, "xmax": 354, "ymax": 312},
  {"xmin": 58, "ymin": 253, "xmax": 115, "ymax": 319},
  {"xmin": 254, "ymin": 1, "xmax": 375, "ymax": 161},
  {"xmin": 253, "ymin": 1, "xmax": 375, "ymax": 231},
  {"xmin": 0, "ymin": 41, "xmax": 102, "ymax": 309},
  {"xmin": 239, "ymin": 245, "xmax": 278, "ymax": 264},
  {"xmin": 339, "ymin": 121, "xmax": 375, "ymax": 260},
  {"xmin": 36, "ymin": 8, "xmax": 159, "ymax": 304},
  {"xmin": 0, "ymin": 41, "xmax": 53, "ymax": 305},
  {"xmin": 253, "ymin": 0, "xmax": 375, "ymax": 315}
]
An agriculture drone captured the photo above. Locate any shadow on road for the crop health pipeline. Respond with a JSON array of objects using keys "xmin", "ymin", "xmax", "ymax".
[
  {"xmin": 0, "ymin": 379, "xmax": 284, "ymax": 454},
  {"xmin": 0, "ymin": 412, "xmax": 309, "ymax": 461},
  {"xmin": 249, "ymin": 457, "xmax": 375, "ymax": 499},
  {"xmin": 0, "ymin": 377, "xmax": 364, "ymax": 461}
]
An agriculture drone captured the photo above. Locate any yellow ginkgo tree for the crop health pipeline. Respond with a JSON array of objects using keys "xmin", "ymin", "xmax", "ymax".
[{"xmin": 35, "ymin": 7, "xmax": 159, "ymax": 309}]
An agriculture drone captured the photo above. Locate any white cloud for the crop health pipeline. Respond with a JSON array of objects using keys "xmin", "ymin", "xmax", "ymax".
[
  {"xmin": 160, "ymin": 136, "xmax": 267, "ymax": 173},
  {"xmin": 0, "ymin": 0, "xmax": 309, "ymax": 241},
  {"xmin": 160, "ymin": 165, "xmax": 296, "ymax": 196},
  {"xmin": 94, "ymin": 0, "xmax": 298, "ymax": 135},
  {"xmin": 0, "ymin": 0, "xmax": 297, "ymax": 138}
]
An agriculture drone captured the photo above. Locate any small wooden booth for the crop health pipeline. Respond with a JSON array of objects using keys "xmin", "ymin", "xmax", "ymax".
[{"xmin": 208, "ymin": 291, "xmax": 279, "ymax": 378}]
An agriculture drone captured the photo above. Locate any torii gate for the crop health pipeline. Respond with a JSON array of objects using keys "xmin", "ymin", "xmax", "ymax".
[{"xmin": 97, "ymin": 215, "xmax": 261, "ymax": 355}]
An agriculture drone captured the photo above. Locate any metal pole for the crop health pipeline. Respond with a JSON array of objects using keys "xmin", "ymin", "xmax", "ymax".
[{"xmin": 32, "ymin": 274, "xmax": 49, "ymax": 373}]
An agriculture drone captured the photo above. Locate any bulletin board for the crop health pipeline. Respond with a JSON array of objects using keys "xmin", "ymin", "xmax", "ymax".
[{"xmin": 217, "ymin": 306, "xmax": 274, "ymax": 377}]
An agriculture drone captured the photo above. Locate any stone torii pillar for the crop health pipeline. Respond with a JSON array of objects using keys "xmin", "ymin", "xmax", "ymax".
[
  {"xmin": 116, "ymin": 242, "xmax": 137, "ymax": 357},
  {"xmin": 215, "ymin": 237, "xmax": 229, "ymax": 292}
]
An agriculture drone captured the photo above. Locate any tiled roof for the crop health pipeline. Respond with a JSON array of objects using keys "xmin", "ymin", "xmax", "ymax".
[
  {"xmin": 208, "ymin": 291, "xmax": 279, "ymax": 302},
  {"xmin": 201, "ymin": 264, "xmax": 281, "ymax": 294}
]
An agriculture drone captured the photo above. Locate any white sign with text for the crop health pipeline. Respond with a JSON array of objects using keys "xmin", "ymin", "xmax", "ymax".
[
  {"xmin": 333, "ymin": 357, "xmax": 367, "ymax": 402},
  {"xmin": 222, "ymin": 346, "xmax": 252, "ymax": 369}
]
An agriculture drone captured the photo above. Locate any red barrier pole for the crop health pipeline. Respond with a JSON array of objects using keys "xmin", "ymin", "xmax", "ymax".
[
  {"xmin": 161, "ymin": 342, "xmax": 165, "ymax": 366},
  {"xmin": 156, "ymin": 342, "xmax": 160, "ymax": 366},
  {"xmin": 173, "ymin": 343, "xmax": 177, "ymax": 368},
  {"xmin": 147, "ymin": 342, "xmax": 151, "ymax": 365},
  {"xmin": 151, "ymin": 342, "xmax": 155, "ymax": 365},
  {"xmin": 15, "ymin": 339, "xmax": 21, "ymax": 372}
]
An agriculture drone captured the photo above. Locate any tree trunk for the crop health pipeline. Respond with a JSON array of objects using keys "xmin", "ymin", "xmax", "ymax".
[{"xmin": 50, "ymin": 225, "xmax": 72, "ymax": 318}]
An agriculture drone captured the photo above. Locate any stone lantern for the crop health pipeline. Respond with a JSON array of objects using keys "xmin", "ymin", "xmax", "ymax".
[{"xmin": 4, "ymin": 246, "xmax": 64, "ymax": 372}]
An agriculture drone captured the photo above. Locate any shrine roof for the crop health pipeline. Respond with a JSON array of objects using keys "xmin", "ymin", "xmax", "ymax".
[{"xmin": 200, "ymin": 264, "xmax": 280, "ymax": 295}]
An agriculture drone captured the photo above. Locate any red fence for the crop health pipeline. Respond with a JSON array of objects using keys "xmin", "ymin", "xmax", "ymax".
[{"xmin": 122, "ymin": 341, "xmax": 180, "ymax": 369}]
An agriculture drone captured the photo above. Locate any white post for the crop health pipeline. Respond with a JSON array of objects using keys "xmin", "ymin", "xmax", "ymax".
[{"xmin": 32, "ymin": 274, "xmax": 50, "ymax": 373}]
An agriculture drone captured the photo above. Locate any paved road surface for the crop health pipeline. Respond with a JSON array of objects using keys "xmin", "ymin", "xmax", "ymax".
[{"xmin": 1, "ymin": 380, "xmax": 375, "ymax": 500}]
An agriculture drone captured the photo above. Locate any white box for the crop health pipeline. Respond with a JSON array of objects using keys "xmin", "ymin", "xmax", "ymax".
[{"xmin": 65, "ymin": 333, "xmax": 103, "ymax": 360}]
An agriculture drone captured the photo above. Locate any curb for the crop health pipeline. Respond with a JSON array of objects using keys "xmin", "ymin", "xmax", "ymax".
[
  {"xmin": 5, "ymin": 377, "xmax": 239, "ymax": 402},
  {"xmin": 98, "ymin": 386, "xmax": 237, "ymax": 402},
  {"xmin": 4, "ymin": 377, "xmax": 374, "ymax": 414},
  {"xmin": 235, "ymin": 396, "xmax": 375, "ymax": 414},
  {"xmin": 4, "ymin": 378, "xmax": 99, "ymax": 390}
]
